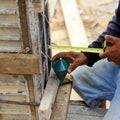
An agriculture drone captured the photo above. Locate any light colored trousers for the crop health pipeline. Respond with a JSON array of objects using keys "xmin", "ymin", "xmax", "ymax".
[{"xmin": 72, "ymin": 59, "xmax": 120, "ymax": 120}]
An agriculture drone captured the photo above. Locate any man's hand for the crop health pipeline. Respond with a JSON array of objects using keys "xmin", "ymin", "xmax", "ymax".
[
  {"xmin": 100, "ymin": 35, "xmax": 120, "ymax": 64},
  {"xmin": 52, "ymin": 51, "xmax": 88, "ymax": 73}
]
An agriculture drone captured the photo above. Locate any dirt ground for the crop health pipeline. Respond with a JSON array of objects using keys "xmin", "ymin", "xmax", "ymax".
[{"xmin": 78, "ymin": 0, "xmax": 118, "ymax": 43}]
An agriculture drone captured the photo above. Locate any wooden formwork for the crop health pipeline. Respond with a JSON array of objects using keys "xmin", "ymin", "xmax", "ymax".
[{"xmin": 0, "ymin": 0, "xmax": 51, "ymax": 120}]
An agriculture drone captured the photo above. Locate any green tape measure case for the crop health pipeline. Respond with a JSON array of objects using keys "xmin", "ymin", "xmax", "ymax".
[{"xmin": 103, "ymin": 40, "xmax": 112, "ymax": 51}]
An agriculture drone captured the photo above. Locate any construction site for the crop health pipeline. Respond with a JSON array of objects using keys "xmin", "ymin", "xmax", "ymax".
[{"xmin": 0, "ymin": 0, "xmax": 118, "ymax": 120}]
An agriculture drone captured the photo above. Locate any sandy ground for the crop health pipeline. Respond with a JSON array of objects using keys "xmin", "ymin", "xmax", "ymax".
[{"xmin": 78, "ymin": 0, "xmax": 118, "ymax": 43}]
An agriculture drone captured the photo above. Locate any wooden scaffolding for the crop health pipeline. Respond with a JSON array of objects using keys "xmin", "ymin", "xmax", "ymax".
[{"xmin": 0, "ymin": 0, "xmax": 51, "ymax": 119}]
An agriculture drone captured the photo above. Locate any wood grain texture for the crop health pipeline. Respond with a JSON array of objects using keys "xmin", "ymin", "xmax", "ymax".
[
  {"xmin": 0, "ymin": 53, "xmax": 40, "ymax": 75},
  {"xmin": 39, "ymin": 69, "xmax": 60, "ymax": 120},
  {"xmin": 67, "ymin": 103, "xmax": 107, "ymax": 120},
  {"xmin": 50, "ymin": 83, "xmax": 72, "ymax": 120}
]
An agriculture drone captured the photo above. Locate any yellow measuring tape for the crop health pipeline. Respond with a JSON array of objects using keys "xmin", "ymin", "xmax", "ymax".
[
  {"xmin": 49, "ymin": 40, "xmax": 112, "ymax": 53},
  {"xmin": 49, "ymin": 45, "xmax": 103, "ymax": 53}
]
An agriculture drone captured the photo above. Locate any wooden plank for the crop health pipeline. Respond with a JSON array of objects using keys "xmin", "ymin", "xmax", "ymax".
[
  {"xmin": 39, "ymin": 69, "xmax": 60, "ymax": 120},
  {"xmin": 0, "ymin": 72, "xmax": 25, "ymax": 80},
  {"xmin": 0, "ymin": 23, "xmax": 19, "ymax": 28},
  {"xmin": 0, "ymin": 9, "xmax": 17, "ymax": 14},
  {"xmin": 50, "ymin": 83, "xmax": 72, "ymax": 120},
  {"xmin": 0, "ymin": 28, "xmax": 20, "ymax": 39},
  {"xmin": 0, "ymin": 74, "xmax": 27, "ymax": 101},
  {"xmin": 0, "ymin": 84, "xmax": 26, "ymax": 91},
  {"xmin": 0, "ymin": 0, "xmax": 17, "ymax": 10},
  {"xmin": 67, "ymin": 103, "xmax": 107, "ymax": 120},
  {"xmin": 0, "ymin": 114, "xmax": 29, "ymax": 120},
  {"xmin": 0, "ymin": 35, "xmax": 20, "ymax": 41},
  {"xmin": 60, "ymin": 0, "xmax": 88, "ymax": 47},
  {"xmin": 0, "ymin": 111, "xmax": 29, "ymax": 115},
  {"xmin": 32, "ymin": 0, "xmax": 42, "ymax": 13},
  {"xmin": 0, "ymin": 14, "xmax": 19, "ymax": 24},
  {"xmin": 0, "ymin": 41, "xmax": 22, "ymax": 52},
  {"xmin": 0, "ymin": 53, "xmax": 40, "ymax": 75},
  {"xmin": 0, "ymin": 100, "xmax": 39, "ymax": 106},
  {"xmin": 1, "ymin": 96, "xmax": 26, "ymax": 101},
  {"xmin": 0, "ymin": 95, "xmax": 27, "ymax": 101},
  {"xmin": 0, "ymin": 103, "xmax": 29, "ymax": 113}
]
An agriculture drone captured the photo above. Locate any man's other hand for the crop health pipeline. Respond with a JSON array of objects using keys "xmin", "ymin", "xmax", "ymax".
[{"xmin": 100, "ymin": 35, "xmax": 120, "ymax": 64}]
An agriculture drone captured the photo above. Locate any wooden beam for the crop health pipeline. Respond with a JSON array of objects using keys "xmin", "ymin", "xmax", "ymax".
[
  {"xmin": 50, "ymin": 83, "xmax": 72, "ymax": 120},
  {"xmin": 0, "ymin": 53, "xmax": 40, "ymax": 75},
  {"xmin": 60, "ymin": 0, "xmax": 88, "ymax": 47},
  {"xmin": 39, "ymin": 69, "xmax": 60, "ymax": 120}
]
